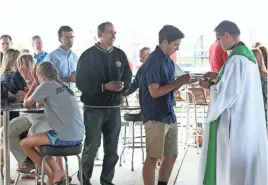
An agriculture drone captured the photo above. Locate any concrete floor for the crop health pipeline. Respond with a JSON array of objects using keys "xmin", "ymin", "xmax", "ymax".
[{"xmin": 1, "ymin": 127, "xmax": 200, "ymax": 185}]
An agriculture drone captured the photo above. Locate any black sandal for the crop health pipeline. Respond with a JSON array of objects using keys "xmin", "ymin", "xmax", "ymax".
[
  {"xmin": 37, "ymin": 176, "xmax": 72, "ymax": 185},
  {"xmin": 53, "ymin": 176, "xmax": 72, "ymax": 185}
]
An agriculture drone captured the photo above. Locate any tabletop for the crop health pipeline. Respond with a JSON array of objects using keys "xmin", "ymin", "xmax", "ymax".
[
  {"xmin": 120, "ymin": 106, "xmax": 140, "ymax": 110},
  {"xmin": 1, "ymin": 103, "xmax": 44, "ymax": 112}
]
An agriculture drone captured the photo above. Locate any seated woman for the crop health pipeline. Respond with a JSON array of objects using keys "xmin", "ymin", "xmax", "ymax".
[
  {"xmin": 1, "ymin": 49, "xmax": 21, "ymax": 115},
  {"xmin": 0, "ymin": 48, "xmax": 20, "ymax": 183},
  {"xmin": 21, "ymin": 61, "xmax": 85, "ymax": 185},
  {"xmin": 0, "ymin": 49, "xmax": 20, "ymax": 91}
]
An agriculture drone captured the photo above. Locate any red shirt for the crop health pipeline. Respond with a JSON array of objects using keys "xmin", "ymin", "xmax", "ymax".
[{"xmin": 209, "ymin": 41, "xmax": 228, "ymax": 72}]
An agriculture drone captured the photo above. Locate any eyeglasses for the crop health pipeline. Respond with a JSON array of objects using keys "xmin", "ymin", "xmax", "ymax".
[{"xmin": 216, "ymin": 33, "xmax": 225, "ymax": 43}]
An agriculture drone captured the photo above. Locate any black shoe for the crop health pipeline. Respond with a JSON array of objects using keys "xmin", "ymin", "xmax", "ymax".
[
  {"xmin": 77, "ymin": 171, "xmax": 92, "ymax": 185},
  {"xmin": 100, "ymin": 177, "xmax": 115, "ymax": 185}
]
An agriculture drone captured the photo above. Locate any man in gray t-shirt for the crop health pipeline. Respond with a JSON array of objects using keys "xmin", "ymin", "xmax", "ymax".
[{"xmin": 32, "ymin": 81, "xmax": 84, "ymax": 141}]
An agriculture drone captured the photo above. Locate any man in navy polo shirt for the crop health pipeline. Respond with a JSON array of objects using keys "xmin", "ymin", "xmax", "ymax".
[{"xmin": 140, "ymin": 25, "xmax": 191, "ymax": 185}]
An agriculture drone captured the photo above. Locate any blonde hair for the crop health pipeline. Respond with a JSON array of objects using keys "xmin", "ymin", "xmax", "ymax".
[
  {"xmin": 0, "ymin": 49, "xmax": 20, "ymax": 75},
  {"xmin": 37, "ymin": 61, "xmax": 74, "ymax": 95},
  {"xmin": 18, "ymin": 54, "xmax": 35, "ymax": 69},
  {"xmin": 252, "ymin": 48, "xmax": 268, "ymax": 76}
]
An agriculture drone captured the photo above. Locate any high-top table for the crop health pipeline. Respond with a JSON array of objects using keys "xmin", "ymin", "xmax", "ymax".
[
  {"xmin": 120, "ymin": 106, "xmax": 140, "ymax": 111},
  {"xmin": 1, "ymin": 102, "xmax": 43, "ymax": 185}
]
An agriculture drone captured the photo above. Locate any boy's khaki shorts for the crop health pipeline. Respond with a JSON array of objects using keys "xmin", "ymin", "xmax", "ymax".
[{"xmin": 144, "ymin": 121, "xmax": 178, "ymax": 159}]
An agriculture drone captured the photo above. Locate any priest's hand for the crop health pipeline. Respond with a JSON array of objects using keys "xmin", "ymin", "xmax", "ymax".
[
  {"xmin": 203, "ymin": 72, "xmax": 218, "ymax": 81},
  {"xmin": 198, "ymin": 78, "xmax": 213, "ymax": 89},
  {"xmin": 190, "ymin": 78, "xmax": 198, "ymax": 84}
]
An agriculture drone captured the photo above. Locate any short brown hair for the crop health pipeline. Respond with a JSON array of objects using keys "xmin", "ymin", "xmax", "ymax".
[
  {"xmin": 140, "ymin": 47, "xmax": 150, "ymax": 53},
  {"xmin": 214, "ymin": 20, "xmax": 240, "ymax": 37},
  {"xmin": 32, "ymin": 35, "xmax": 41, "ymax": 41},
  {"xmin": 58, "ymin": 26, "xmax": 73, "ymax": 38},
  {"xmin": 0, "ymin": 35, "xmax": 12, "ymax": 42},
  {"xmin": 98, "ymin": 22, "xmax": 113, "ymax": 33},
  {"xmin": 159, "ymin": 25, "xmax": 184, "ymax": 44}
]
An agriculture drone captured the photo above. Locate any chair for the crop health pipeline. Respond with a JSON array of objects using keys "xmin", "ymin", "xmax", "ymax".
[
  {"xmin": 175, "ymin": 91, "xmax": 185, "ymax": 101},
  {"xmin": 121, "ymin": 97, "xmax": 129, "ymax": 107},
  {"xmin": 119, "ymin": 112, "xmax": 145, "ymax": 171},
  {"xmin": 185, "ymin": 87, "xmax": 208, "ymax": 154},
  {"xmin": 39, "ymin": 144, "xmax": 83, "ymax": 185},
  {"xmin": 204, "ymin": 88, "xmax": 211, "ymax": 101}
]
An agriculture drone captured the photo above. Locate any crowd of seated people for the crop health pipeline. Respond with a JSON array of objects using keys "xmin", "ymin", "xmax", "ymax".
[
  {"xmin": 0, "ymin": 55, "xmax": 84, "ymax": 185},
  {"xmin": 0, "ymin": 53, "xmax": 53, "ymax": 183},
  {"xmin": 0, "ymin": 31, "xmax": 83, "ymax": 184}
]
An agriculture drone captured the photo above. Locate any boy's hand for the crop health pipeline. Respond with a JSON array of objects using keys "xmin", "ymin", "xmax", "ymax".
[{"xmin": 173, "ymin": 74, "xmax": 191, "ymax": 87}]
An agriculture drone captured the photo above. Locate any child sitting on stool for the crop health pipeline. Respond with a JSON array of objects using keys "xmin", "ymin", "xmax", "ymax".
[{"xmin": 22, "ymin": 61, "xmax": 85, "ymax": 185}]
